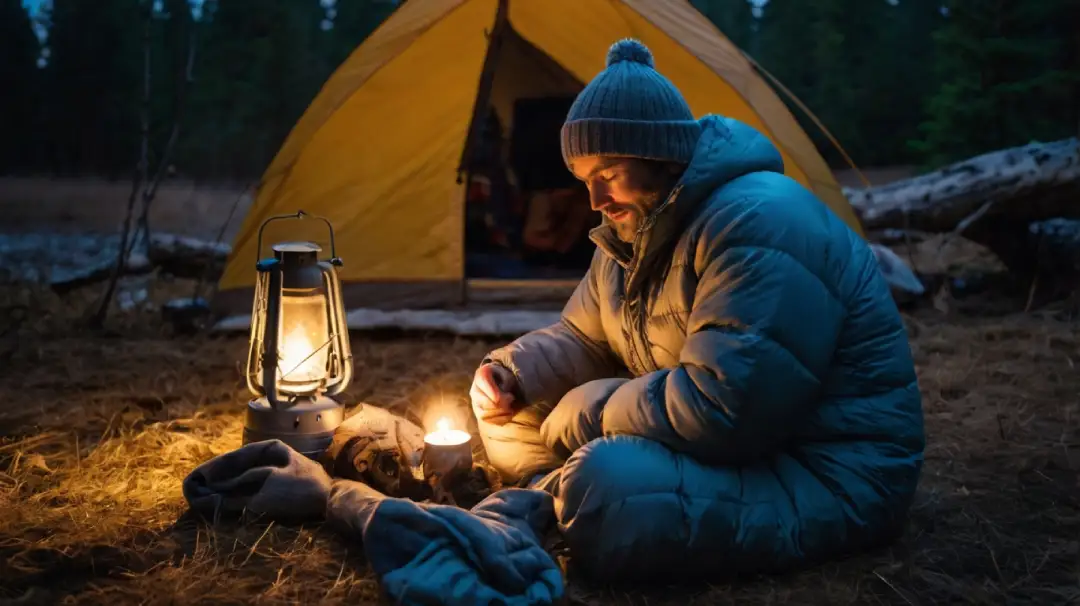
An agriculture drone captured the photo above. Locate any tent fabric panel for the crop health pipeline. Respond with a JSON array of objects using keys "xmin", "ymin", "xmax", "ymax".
[
  {"xmin": 227, "ymin": 0, "xmax": 467, "ymax": 260},
  {"xmin": 220, "ymin": 0, "xmax": 498, "ymax": 292},
  {"xmin": 263, "ymin": 0, "xmax": 468, "ymax": 184}
]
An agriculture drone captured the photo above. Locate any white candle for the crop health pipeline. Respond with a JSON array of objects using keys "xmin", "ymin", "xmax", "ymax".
[
  {"xmin": 424, "ymin": 417, "xmax": 471, "ymax": 446},
  {"xmin": 422, "ymin": 417, "xmax": 473, "ymax": 488}
]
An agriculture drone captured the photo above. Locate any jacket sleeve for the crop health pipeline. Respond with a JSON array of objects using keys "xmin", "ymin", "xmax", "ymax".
[
  {"xmin": 600, "ymin": 219, "xmax": 846, "ymax": 466},
  {"xmin": 484, "ymin": 253, "xmax": 620, "ymax": 409}
]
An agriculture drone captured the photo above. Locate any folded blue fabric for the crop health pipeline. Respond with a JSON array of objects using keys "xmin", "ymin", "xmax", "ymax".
[{"xmin": 329, "ymin": 479, "xmax": 564, "ymax": 606}]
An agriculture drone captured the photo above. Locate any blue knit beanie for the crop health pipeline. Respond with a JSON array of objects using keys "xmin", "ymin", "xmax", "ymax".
[{"xmin": 561, "ymin": 39, "xmax": 701, "ymax": 168}]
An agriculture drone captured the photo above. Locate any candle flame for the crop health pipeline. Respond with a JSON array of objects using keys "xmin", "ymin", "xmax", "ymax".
[{"xmin": 425, "ymin": 416, "xmax": 469, "ymax": 446}]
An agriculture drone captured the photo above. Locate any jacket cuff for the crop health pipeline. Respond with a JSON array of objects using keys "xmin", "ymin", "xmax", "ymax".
[{"xmin": 480, "ymin": 354, "xmax": 528, "ymax": 403}]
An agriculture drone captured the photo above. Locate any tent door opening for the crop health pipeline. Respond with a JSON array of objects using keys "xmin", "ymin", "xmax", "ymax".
[{"xmin": 461, "ymin": 22, "xmax": 595, "ymax": 288}]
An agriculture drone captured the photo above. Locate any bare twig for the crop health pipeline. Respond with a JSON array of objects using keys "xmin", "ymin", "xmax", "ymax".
[
  {"xmin": 903, "ymin": 203, "xmax": 921, "ymax": 277},
  {"xmin": 130, "ymin": 14, "xmax": 200, "ymax": 256},
  {"xmin": 873, "ymin": 571, "xmax": 916, "ymax": 606},
  {"xmin": 191, "ymin": 181, "xmax": 252, "ymax": 304},
  {"xmin": 89, "ymin": 0, "xmax": 153, "ymax": 328},
  {"xmin": 933, "ymin": 199, "xmax": 996, "ymax": 267}
]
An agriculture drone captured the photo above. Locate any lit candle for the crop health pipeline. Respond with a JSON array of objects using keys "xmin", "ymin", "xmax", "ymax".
[
  {"xmin": 425, "ymin": 417, "xmax": 471, "ymax": 446},
  {"xmin": 422, "ymin": 417, "xmax": 473, "ymax": 488}
]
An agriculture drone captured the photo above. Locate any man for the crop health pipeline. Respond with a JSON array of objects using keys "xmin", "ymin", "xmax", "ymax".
[{"xmin": 469, "ymin": 39, "xmax": 925, "ymax": 581}]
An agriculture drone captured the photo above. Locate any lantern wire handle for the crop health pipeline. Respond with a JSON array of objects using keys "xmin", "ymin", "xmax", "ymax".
[{"xmin": 255, "ymin": 210, "xmax": 341, "ymax": 265}]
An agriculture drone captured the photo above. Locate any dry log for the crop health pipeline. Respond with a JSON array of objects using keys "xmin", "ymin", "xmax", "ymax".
[
  {"xmin": 146, "ymin": 233, "xmax": 230, "ymax": 280},
  {"xmin": 0, "ymin": 232, "xmax": 229, "ymax": 292},
  {"xmin": 864, "ymin": 228, "xmax": 935, "ymax": 246},
  {"xmin": 847, "ymin": 138, "xmax": 1080, "ymax": 233}
]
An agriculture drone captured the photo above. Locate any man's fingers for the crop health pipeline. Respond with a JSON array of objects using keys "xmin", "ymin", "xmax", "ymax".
[
  {"xmin": 470, "ymin": 389, "xmax": 496, "ymax": 413},
  {"xmin": 470, "ymin": 365, "xmax": 518, "ymax": 424},
  {"xmin": 474, "ymin": 366, "xmax": 499, "ymax": 402},
  {"xmin": 493, "ymin": 391, "xmax": 516, "ymax": 410}
]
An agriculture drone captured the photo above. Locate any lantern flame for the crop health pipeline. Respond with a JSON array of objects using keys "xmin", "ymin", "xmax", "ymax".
[{"xmin": 280, "ymin": 324, "xmax": 324, "ymax": 382}]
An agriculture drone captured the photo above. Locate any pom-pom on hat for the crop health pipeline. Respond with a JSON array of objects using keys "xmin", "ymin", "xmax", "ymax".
[
  {"xmin": 561, "ymin": 39, "xmax": 701, "ymax": 167},
  {"xmin": 606, "ymin": 37, "xmax": 655, "ymax": 67}
]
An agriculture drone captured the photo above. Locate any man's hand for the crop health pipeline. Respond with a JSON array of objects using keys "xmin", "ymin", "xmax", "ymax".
[{"xmin": 470, "ymin": 363, "xmax": 519, "ymax": 426}]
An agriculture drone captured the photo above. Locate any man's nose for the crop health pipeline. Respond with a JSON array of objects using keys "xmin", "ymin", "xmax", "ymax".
[{"xmin": 589, "ymin": 186, "xmax": 610, "ymax": 212}]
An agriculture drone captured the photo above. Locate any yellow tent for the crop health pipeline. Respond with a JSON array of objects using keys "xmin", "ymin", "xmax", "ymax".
[{"xmin": 214, "ymin": 0, "xmax": 864, "ymax": 316}]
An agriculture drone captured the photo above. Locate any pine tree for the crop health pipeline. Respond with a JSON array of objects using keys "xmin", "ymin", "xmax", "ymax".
[
  {"xmin": 870, "ymin": 0, "xmax": 944, "ymax": 165},
  {"xmin": 326, "ymin": 0, "xmax": 398, "ymax": 69},
  {"xmin": 691, "ymin": 0, "xmax": 755, "ymax": 53},
  {"xmin": 180, "ymin": 0, "xmax": 326, "ymax": 179},
  {"xmin": 149, "ymin": 0, "xmax": 195, "ymax": 153},
  {"xmin": 913, "ymin": 0, "xmax": 1080, "ymax": 167},
  {"xmin": 45, "ymin": 0, "xmax": 143, "ymax": 176},
  {"xmin": 0, "ymin": 0, "xmax": 41, "ymax": 173}
]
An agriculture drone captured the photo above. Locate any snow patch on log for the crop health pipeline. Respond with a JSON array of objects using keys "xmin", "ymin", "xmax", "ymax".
[
  {"xmin": 147, "ymin": 233, "xmax": 231, "ymax": 259},
  {"xmin": 0, "ymin": 231, "xmax": 231, "ymax": 289},
  {"xmin": 0, "ymin": 232, "xmax": 151, "ymax": 287}
]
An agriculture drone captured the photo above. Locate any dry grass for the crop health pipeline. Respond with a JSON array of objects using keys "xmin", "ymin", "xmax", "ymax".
[{"xmin": 0, "ymin": 272, "xmax": 1078, "ymax": 605}]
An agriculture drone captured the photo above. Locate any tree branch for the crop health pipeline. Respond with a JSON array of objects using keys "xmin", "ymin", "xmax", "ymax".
[
  {"xmin": 89, "ymin": 0, "xmax": 153, "ymax": 328},
  {"xmin": 130, "ymin": 9, "xmax": 199, "ymax": 256}
]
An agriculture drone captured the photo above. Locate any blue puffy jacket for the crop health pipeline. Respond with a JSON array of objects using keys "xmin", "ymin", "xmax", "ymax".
[{"xmin": 478, "ymin": 115, "xmax": 925, "ymax": 581}]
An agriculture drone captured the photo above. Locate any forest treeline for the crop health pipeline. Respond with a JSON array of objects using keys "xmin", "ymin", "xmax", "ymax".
[{"xmin": 1, "ymin": 0, "xmax": 1077, "ymax": 181}]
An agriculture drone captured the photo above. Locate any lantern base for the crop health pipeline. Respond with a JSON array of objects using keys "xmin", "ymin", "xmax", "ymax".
[{"xmin": 243, "ymin": 395, "xmax": 345, "ymax": 458}]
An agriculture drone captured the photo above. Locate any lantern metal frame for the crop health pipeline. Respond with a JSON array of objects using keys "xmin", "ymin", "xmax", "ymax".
[{"xmin": 242, "ymin": 211, "xmax": 353, "ymax": 457}]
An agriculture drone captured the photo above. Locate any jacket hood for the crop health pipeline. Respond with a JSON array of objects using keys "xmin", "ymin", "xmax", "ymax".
[
  {"xmin": 591, "ymin": 115, "xmax": 785, "ymax": 294},
  {"xmin": 678, "ymin": 115, "xmax": 785, "ymax": 204}
]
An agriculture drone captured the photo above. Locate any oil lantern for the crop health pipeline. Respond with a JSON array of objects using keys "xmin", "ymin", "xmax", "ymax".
[{"xmin": 243, "ymin": 211, "xmax": 353, "ymax": 457}]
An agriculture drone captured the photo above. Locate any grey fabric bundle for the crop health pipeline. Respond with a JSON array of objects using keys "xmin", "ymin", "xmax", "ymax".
[{"xmin": 181, "ymin": 406, "xmax": 564, "ymax": 605}]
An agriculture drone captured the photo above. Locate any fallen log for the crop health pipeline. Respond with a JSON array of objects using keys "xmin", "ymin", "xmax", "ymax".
[
  {"xmin": 0, "ymin": 232, "xmax": 230, "ymax": 292},
  {"xmin": 51, "ymin": 252, "xmax": 151, "ymax": 294},
  {"xmin": 847, "ymin": 138, "xmax": 1080, "ymax": 234},
  {"xmin": 146, "ymin": 233, "xmax": 230, "ymax": 280},
  {"xmin": 847, "ymin": 138, "xmax": 1080, "ymax": 287},
  {"xmin": 864, "ymin": 228, "xmax": 935, "ymax": 246}
]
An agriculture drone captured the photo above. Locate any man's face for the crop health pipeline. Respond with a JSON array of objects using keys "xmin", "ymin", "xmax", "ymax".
[{"xmin": 570, "ymin": 156, "xmax": 679, "ymax": 243}]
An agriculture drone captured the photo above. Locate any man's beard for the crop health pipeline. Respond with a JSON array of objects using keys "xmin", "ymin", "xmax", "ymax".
[{"xmin": 611, "ymin": 189, "xmax": 668, "ymax": 243}]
